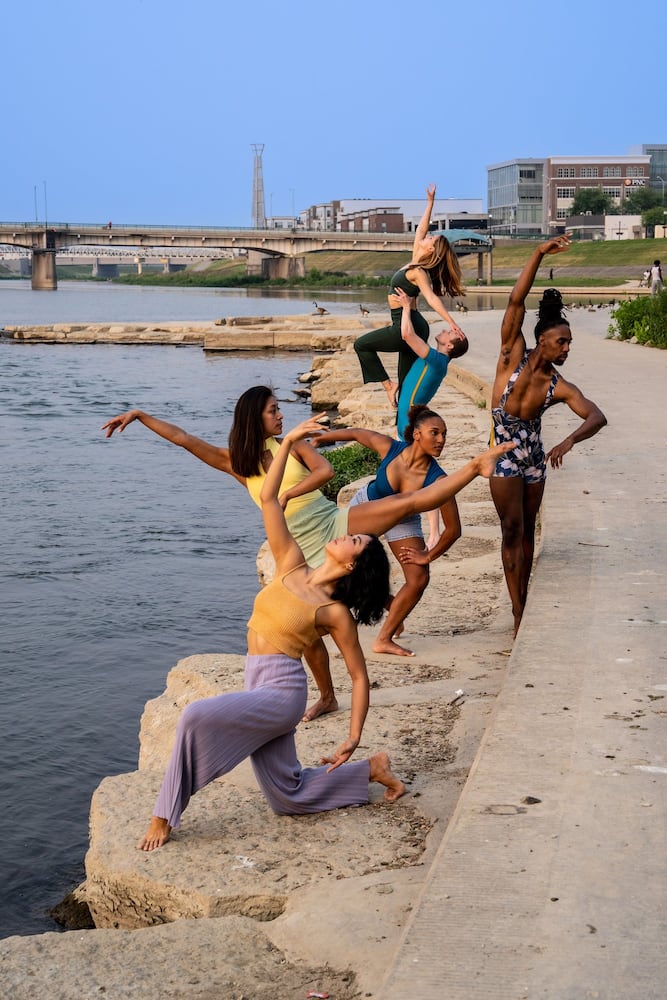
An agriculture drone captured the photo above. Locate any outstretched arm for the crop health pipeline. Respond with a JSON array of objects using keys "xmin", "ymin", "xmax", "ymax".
[
  {"xmin": 315, "ymin": 426, "xmax": 393, "ymax": 459},
  {"xmin": 101, "ymin": 409, "xmax": 242, "ymax": 482},
  {"xmin": 259, "ymin": 416, "xmax": 327, "ymax": 569},
  {"xmin": 409, "ymin": 267, "xmax": 463, "ymax": 336},
  {"xmin": 546, "ymin": 382, "xmax": 607, "ymax": 468},
  {"xmin": 501, "ymin": 236, "xmax": 571, "ymax": 355}
]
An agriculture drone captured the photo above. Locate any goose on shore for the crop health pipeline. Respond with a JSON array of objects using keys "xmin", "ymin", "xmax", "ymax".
[
  {"xmin": 360, "ymin": 304, "xmax": 370, "ymax": 316},
  {"xmin": 313, "ymin": 302, "xmax": 329, "ymax": 316}
]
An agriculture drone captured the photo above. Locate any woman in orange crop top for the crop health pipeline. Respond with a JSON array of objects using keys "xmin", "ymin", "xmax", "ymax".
[
  {"xmin": 137, "ymin": 415, "xmax": 406, "ymax": 851},
  {"xmin": 354, "ymin": 183, "xmax": 466, "ymax": 407}
]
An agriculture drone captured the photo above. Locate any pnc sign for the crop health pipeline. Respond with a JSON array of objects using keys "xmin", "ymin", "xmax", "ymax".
[{"xmin": 624, "ymin": 178, "xmax": 646, "ymax": 187}]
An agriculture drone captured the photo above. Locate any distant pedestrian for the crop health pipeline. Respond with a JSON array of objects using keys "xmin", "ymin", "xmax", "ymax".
[
  {"xmin": 549, "ymin": 268, "xmax": 554, "ymax": 281},
  {"xmin": 649, "ymin": 260, "xmax": 663, "ymax": 296},
  {"xmin": 641, "ymin": 268, "xmax": 651, "ymax": 288}
]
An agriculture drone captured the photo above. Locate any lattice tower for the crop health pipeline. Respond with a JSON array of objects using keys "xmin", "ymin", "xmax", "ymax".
[{"xmin": 251, "ymin": 144, "xmax": 266, "ymax": 228}]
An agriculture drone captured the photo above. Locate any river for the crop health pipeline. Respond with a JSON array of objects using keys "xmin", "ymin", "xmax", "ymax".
[{"xmin": 0, "ymin": 280, "xmax": 344, "ymax": 939}]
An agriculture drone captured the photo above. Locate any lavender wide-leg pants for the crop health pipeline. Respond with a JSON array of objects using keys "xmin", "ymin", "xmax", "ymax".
[{"xmin": 153, "ymin": 654, "xmax": 371, "ymax": 829}]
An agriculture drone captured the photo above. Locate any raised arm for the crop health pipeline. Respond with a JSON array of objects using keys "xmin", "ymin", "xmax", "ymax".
[
  {"xmin": 412, "ymin": 183, "xmax": 437, "ymax": 252},
  {"xmin": 101, "ymin": 409, "xmax": 242, "ymax": 482},
  {"xmin": 315, "ymin": 425, "xmax": 394, "ymax": 459},
  {"xmin": 395, "ymin": 286, "xmax": 429, "ymax": 358},
  {"xmin": 501, "ymin": 236, "xmax": 571, "ymax": 354},
  {"xmin": 546, "ymin": 381, "xmax": 607, "ymax": 468},
  {"xmin": 259, "ymin": 417, "xmax": 328, "ymax": 570}
]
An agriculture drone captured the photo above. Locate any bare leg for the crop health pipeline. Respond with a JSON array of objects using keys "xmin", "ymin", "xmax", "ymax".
[
  {"xmin": 138, "ymin": 817, "xmax": 172, "ymax": 852},
  {"xmin": 348, "ymin": 442, "xmax": 513, "ymax": 539},
  {"xmin": 302, "ymin": 638, "xmax": 339, "ymax": 722},
  {"xmin": 369, "ymin": 751, "xmax": 406, "ymax": 802},
  {"xmin": 519, "ymin": 481, "xmax": 545, "ymax": 614},
  {"xmin": 374, "ymin": 537, "xmax": 429, "ymax": 656},
  {"xmin": 489, "ymin": 477, "xmax": 545, "ymax": 635}
]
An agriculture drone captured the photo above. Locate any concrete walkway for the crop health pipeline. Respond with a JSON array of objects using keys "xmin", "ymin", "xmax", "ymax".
[{"xmin": 381, "ymin": 309, "xmax": 667, "ymax": 998}]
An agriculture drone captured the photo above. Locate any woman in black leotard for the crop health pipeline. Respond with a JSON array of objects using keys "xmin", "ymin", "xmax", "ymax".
[{"xmin": 354, "ymin": 184, "xmax": 466, "ymax": 405}]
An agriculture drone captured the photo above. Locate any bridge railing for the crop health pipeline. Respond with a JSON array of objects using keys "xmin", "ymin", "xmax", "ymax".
[{"xmin": 0, "ymin": 221, "xmax": 413, "ymax": 242}]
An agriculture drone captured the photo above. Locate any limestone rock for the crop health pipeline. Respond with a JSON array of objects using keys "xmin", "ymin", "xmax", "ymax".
[
  {"xmin": 0, "ymin": 915, "xmax": 360, "ymax": 1000},
  {"xmin": 85, "ymin": 742, "xmax": 428, "ymax": 931}
]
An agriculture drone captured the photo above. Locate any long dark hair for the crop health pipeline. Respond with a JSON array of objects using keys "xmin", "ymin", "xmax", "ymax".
[
  {"xmin": 229, "ymin": 385, "xmax": 274, "ymax": 477},
  {"xmin": 403, "ymin": 404, "xmax": 445, "ymax": 444},
  {"xmin": 535, "ymin": 288, "xmax": 570, "ymax": 342},
  {"xmin": 331, "ymin": 536, "xmax": 390, "ymax": 626}
]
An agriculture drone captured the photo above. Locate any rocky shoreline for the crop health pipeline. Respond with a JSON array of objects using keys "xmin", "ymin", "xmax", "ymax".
[{"xmin": 0, "ymin": 322, "xmax": 510, "ymax": 999}]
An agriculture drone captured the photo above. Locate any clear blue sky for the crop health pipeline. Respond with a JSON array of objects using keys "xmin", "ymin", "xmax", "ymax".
[{"xmin": 3, "ymin": 0, "xmax": 663, "ymax": 226}]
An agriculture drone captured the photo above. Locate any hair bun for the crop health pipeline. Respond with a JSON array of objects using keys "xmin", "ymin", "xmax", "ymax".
[{"xmin": 538, "ymin": 287, "xmax": 564, "ymax": 319}]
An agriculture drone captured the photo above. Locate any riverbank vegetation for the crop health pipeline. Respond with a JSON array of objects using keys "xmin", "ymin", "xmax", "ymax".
[
  {"xmin": 16, "ymin": 238, "xmax": 664, "ymax": 290},
  {"xmin": 319, "ymin": 443, "xmax": 380, "ymax": 501},
  {"xmin": 608, "ymin": 290, "xmax": 667, "ymax": 348}
]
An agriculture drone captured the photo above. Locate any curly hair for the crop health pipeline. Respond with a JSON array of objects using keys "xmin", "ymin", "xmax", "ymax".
[
  {"xmin": 331, "ymin": 535, "xmax": 390, "ymax": 626},
  {"xmin": 534, "ymin": 288, "xmax": 570, "ymax": 342},
  {"xmin": 229, "ymin": 385, "xmax": 275, "ymax": 477},
  {"xmin": 402, "ymin": 405, "xmax": 445, "ymax": 444}
]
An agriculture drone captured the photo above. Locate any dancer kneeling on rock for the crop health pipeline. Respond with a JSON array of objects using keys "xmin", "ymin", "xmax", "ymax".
[{"xmin": 138, "ymin": 417, "xmax": 514, "ymax": 850}]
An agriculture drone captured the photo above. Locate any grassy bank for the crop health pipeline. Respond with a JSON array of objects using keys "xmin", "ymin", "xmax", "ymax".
[{"xmin": 47, "ymin": 237, "xmax": 667, "ymax": 289}]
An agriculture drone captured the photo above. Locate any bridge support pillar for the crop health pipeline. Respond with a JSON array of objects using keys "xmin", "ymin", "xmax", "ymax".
[
  {"xmin": 92, "ymin": 260, "xmax": 119, "ymax": 278},
  {"xmin": 31, "ymin": 249, "xmax": 57, "ymax": 290},
  {"xmin": 262, "ymin": 256, "xmax": 306, "ymax": 280},
  {"xmin": 162, "ymin": 260, "xmax": 187, "ymax": 274}
]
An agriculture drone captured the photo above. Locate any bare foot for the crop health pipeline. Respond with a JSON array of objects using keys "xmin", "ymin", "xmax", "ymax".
[
  {"xmin": 302, "ymin": 694, "xmax": 339, "ymax": 723},
  {"xmin": 392, "ymin": 621, "xmax": 405, "ymax": 639},
  {"xmin": 369, "ymin": 752, "xmax": 406, "ymax": 802},
  {"xmin": 137, "ymin": 816, "xmax": 172, "ymax": 852},
  {"xmin": 373, "ymin": 637, "xmax": 415, "ymax": 657},
  {"xmin": 383, "ymin": 381, "xmax": 399, "ymax": 408},
  {"xmin": 479, "ymin": 442, "xmax": 514, "ymax": 478}
]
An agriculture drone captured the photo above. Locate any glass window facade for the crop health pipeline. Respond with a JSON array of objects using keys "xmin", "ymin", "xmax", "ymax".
[{"xmin": 488, "ymin": 160, "xmax": 545, "ymax": 235}]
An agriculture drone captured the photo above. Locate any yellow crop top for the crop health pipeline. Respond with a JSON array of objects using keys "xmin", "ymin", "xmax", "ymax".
[
  {"xmin": 247, "ymin": 565, "xmax": 334, "ymax": 659},
  {"xmin": 245, "ymin": 437, "xmax": 322, "ymax": 518}
]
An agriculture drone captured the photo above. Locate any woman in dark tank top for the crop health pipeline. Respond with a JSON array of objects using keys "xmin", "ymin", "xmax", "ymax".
[{"xmin": 354, "ymin": 183, "xmax": 466, "ymax": 406}]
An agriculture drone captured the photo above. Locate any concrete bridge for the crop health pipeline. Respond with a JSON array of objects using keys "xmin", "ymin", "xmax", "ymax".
[{"xmin": 0, "ymin": 221, "xmax": 492, "ymax": 290}]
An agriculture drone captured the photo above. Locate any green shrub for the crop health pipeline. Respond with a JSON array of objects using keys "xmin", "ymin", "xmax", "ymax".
[
  {"xmin": 609, "ymin": 291, "xmax": 667, "ymax": 349},
  {"xmin": 320, "ymin": 443, "xmax": 380, "ymax": 501}
]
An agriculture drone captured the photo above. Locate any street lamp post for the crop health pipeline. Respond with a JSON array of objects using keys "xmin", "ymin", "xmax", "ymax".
[{"xmin": 657, "ymin": 176, "xmax": 665, "ymax": 204}]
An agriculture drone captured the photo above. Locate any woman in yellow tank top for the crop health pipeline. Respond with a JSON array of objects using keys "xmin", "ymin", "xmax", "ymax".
[{"xmin": 102, "ymin": 386, "xmax": 340, "ymax": 724}]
